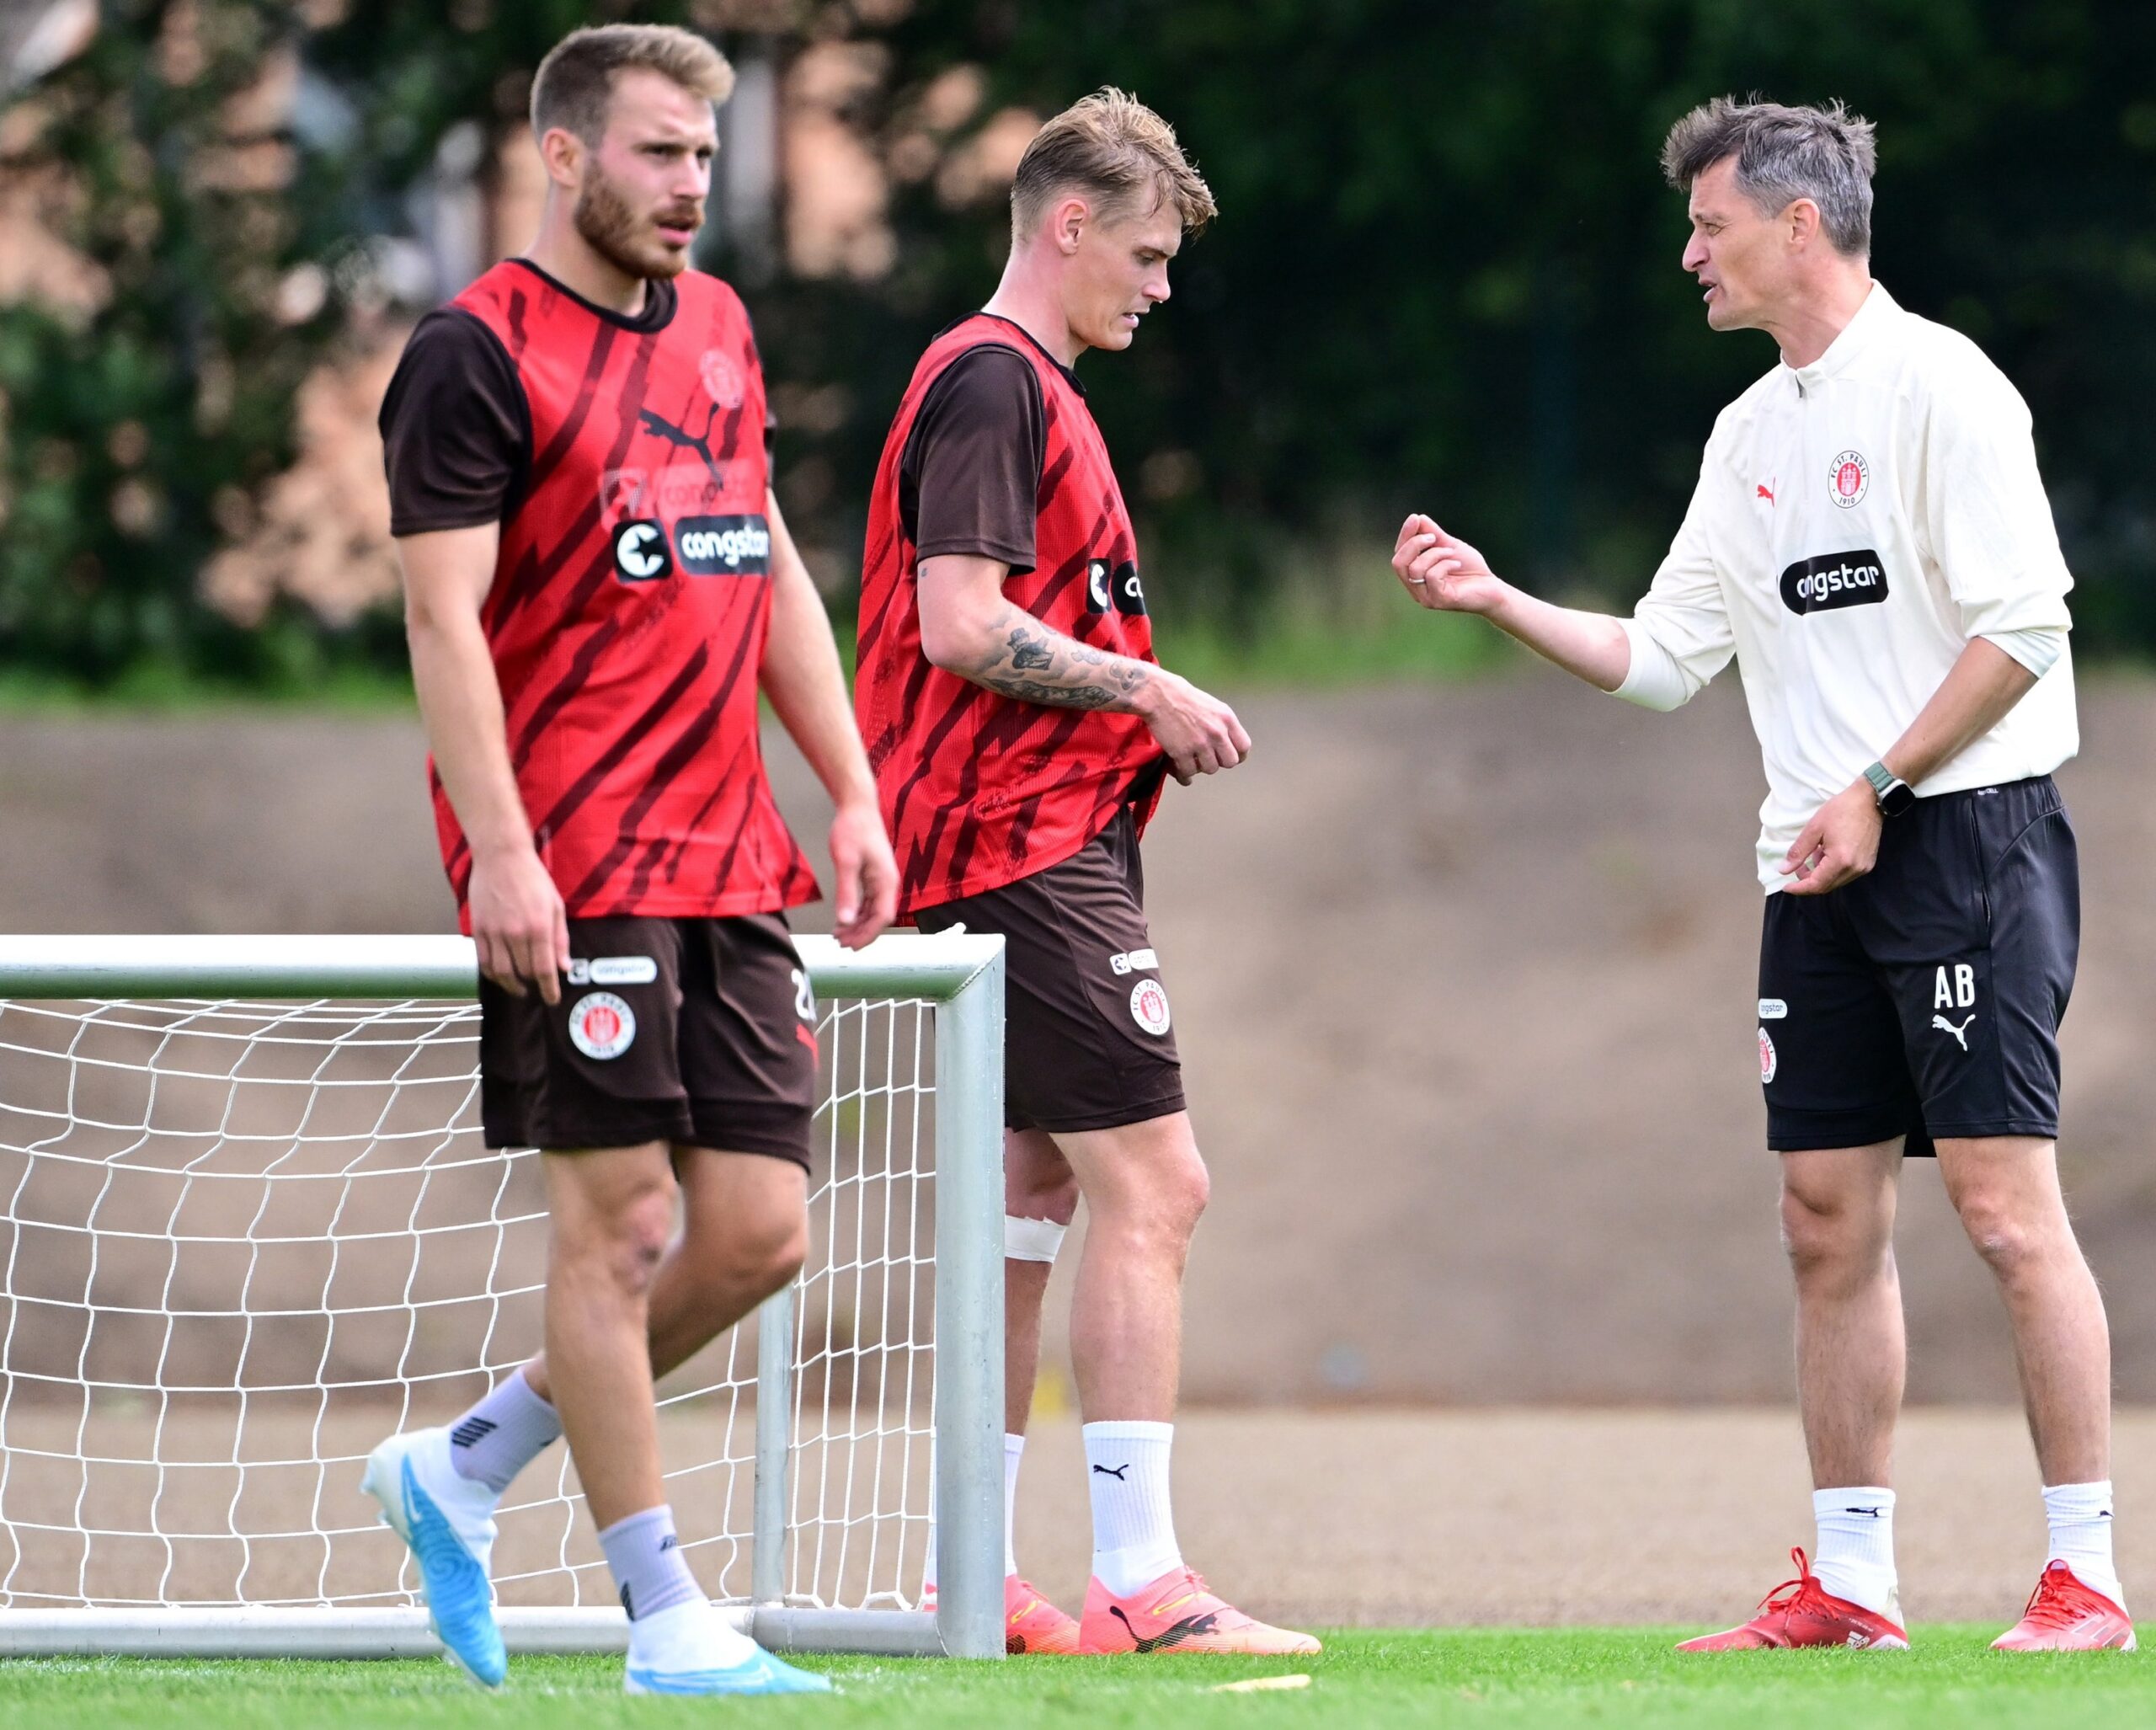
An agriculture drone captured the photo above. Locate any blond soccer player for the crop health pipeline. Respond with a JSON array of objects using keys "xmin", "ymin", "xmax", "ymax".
[{"xmin": 856, "ymin": 91, "xmax": 1315, "ymax": 1657}]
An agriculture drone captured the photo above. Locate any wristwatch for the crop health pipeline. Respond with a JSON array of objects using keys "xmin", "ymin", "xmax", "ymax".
[{"xmin": 1863, "ymin": 760, "xmax": 1917, "ymax": 817}]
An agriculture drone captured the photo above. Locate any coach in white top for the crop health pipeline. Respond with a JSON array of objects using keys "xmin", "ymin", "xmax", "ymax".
[{"xmin": 1393, "ymin": 98, "xmax": 2128, "ymax": 1653}]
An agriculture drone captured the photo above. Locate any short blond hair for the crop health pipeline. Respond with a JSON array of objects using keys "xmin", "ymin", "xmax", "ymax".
[
  {"xmin": 530, "ymin": 24, "xmax": 734, "ymax": 143},
  {"xmin": 1011, "ymin": 88, "xmax": 1217, "ymax": 240}
]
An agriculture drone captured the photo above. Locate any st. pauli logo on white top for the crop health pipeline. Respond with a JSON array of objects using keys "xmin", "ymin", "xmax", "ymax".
[{"xmin": 1828, "ymin": 448, "xmax": 1870, "ymax": 508}]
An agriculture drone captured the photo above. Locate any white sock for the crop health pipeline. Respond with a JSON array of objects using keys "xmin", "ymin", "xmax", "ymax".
[
  {"xmin": 625, "ymin": 1598, "xmax": 755, "ymax": 1671},
  {"xmin": 598, "ymin": 1504, "xmax": 702, "ymax": 1625},
  {"xmin": 1812, "ymin": 1487, "xmax": 1898, "ymax": 1620},
  {"xmin": 1084, "ymin": 1420, "xmax": 1181, "ymax": 1597},
  {"xmin": 1004, "ymin": 1431, "xmax": 1023, "ymax": 1578},
  {"xmin": 923, "ymin": 1432, "xmax": 1025, "ymax": 1590},
  {"xmin": 2044, "ymin": 1480, "xmax": 2123, "ymax": 1606}
]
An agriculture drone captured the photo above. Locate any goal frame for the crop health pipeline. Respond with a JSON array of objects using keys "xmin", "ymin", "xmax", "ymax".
[{"xmin": 0, "ymin": 930, "xmax": 1006, "ymax": 1662}]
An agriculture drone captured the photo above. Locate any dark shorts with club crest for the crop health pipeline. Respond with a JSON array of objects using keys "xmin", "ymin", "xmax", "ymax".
[
  {"xmin": 1758, "ymin": 776, "xmax": 2077, "ymax": 1156},
  {"xmin": 911, "ymin": 805, "xmax": 1185, "ymax": 1135},
  {"xmin": 479, "ymin": 912, "xmax": 818, "ymax": 1165}
]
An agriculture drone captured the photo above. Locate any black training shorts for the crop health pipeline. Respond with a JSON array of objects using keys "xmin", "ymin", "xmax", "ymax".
[
  {"xmin": 1758, "ymin": 776, "xmax": 2078, "ymax": 1156},
  {"xmin": 479, "ymin": 913, "xmax": 818, "ymax": 1165},
  {"xmin": 912, "ymin": 806, "xmax": 1186, "ymax": 1135}
]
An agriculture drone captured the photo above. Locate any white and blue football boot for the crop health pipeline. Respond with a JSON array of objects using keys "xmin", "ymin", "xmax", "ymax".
[
  {"xmin": 623, "ymin": 1600, "xmax": 834, "ymax": 1695},
  {"xmin": 360, "ymin": 1426, "xmax": 508, "ymax": 1687}
]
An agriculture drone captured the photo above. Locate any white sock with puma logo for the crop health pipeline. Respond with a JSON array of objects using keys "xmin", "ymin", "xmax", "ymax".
[{"xmin": 1084, "ymin": 1420, "xmax": 1180, "ymax": 1597}]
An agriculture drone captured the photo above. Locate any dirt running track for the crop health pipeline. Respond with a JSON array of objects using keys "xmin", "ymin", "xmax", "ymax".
[
  {"xmin": 1017, "ymin": 1407, "xmax": 2156, "ymax": 1627},
  {"xmin": 3, "ymin": 669, "xmax": 2154, "ymax": 1406},
  {"xmin": 3, "ymin": 1406, "xmax": 2143, "ymax": 1627}
]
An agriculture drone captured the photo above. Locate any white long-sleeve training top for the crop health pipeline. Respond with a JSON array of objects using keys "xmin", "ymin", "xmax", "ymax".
[{"xmin": 1614, "ymin": 281, "xmax": 2078, "ymax": 891}]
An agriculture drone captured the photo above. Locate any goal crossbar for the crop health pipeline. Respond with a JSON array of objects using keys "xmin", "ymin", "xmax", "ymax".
[{"xmin": 0, "ymin": 930, "xmax": 1006, "ymax": 1662}]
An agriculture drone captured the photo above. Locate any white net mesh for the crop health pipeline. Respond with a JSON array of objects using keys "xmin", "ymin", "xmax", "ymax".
[{"xmin": 0, "ymin": 990, "xmax": 938, "ymax": 1615}]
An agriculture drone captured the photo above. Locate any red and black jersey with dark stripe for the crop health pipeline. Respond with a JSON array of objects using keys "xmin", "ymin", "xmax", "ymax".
[
  {"xmin": 857, "ymin": 314, "xmax": 1164, "ymax": 915},
  {"xmin": 429, "ymin": 259, "xmax": 815, "ymax": 926}
]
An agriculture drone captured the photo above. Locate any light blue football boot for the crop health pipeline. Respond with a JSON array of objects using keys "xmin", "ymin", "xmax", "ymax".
[
  {"xmin": 360, "ymin": 1426, "xmax": 508, "ymax": 1687},
  {"xmin": 622, "ymin": 1600, "xmax": 835, "ymax": 1695}
]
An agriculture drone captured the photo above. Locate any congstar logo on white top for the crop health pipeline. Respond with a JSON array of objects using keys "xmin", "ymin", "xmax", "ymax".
[{"xmin": 1780, "ymin": 549, "xmax": 1889, "ymax": 616}]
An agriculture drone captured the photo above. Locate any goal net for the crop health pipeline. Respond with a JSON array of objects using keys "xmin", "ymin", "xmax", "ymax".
[{"xmin": 0, "ymin": 932, "xmax": 1006, "ymax": 1660}]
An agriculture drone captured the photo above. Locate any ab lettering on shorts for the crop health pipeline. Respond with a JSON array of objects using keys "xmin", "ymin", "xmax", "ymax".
[{"xmin": 1930, "ymin": 962, "xmax": 1978, "ymax": 1053}]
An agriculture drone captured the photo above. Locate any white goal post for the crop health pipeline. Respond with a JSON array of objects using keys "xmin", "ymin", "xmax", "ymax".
[{"xmin": 0, "ymin": 930, "xmax": 1006, "ymax": 1662}]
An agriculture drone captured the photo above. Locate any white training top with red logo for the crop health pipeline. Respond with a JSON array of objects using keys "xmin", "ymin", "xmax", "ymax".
[{"xmin": 1614, "ymin": 283, "xmax": 2078, "ymax": 889}]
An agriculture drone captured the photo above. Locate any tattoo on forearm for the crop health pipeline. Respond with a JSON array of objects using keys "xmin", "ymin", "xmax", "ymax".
[
  {"xmin": 963, "ymin": 606, "xmax": 1151, "ymax": 712},
  {"xmin": 979, "ymin": 675, "xmax": 1118, "ymax": 708},
  {"xmin": 1006, "ymin": 627, "xmax": 1054, "ymax": 673}
]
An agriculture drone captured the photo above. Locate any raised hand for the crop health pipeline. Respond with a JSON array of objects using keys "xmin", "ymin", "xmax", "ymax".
[{"xmin": 1390, "ymin": 514, "xmax": 1509, "ymax": 614}]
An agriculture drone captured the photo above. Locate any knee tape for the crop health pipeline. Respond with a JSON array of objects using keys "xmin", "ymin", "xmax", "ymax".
[{"xmin": 1004, "ymin": 1214, "xmax": 1067, "ymax": 1264}]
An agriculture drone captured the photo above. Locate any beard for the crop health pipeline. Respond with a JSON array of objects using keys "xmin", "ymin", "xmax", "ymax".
[{"xmin": 573, "ymin": 168, "xmax": 695, "ymax": 281}]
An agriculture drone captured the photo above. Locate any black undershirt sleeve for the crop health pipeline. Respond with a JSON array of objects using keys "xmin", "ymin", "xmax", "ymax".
[
  {"xmin": 379, "ymin": 309, "xmax": 531, "ymax": 537},
  {"xmin": 900, "ymin": 345, "xmax": 1044, "ymax": 574}
]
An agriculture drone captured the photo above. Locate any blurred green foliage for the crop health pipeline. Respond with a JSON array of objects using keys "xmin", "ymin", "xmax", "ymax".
[
  {"xmin": 0, "ymin": 0, "xmax": 368, "ymax": 685},
  {"xmin": 776, "ymin": 0, "xmax": 2156, "ymax": 646},
  {"xmin": 2, "ymin": 0, "xmax": 2152, "ymax": 690}
]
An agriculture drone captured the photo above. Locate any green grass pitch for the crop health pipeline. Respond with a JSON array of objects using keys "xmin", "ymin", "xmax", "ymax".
[{"xmin": 2, "ymin": 1629, "xmax": 2150, "ymax": 1729}]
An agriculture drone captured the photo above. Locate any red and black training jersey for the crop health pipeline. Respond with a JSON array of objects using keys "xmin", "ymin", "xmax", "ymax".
[
  {"xmin": 382, "ymin": 259, "xmax": 816, "ymax": 927},
  {"xmin": 857, "ymin": 313, "xmax": 1165, "ymax": 915}
]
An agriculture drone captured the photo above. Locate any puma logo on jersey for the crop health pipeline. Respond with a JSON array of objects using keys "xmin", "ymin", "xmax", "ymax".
[
  {"xmin": 1932, "ymin": 1013, "xmax": 1975, "ymax": 1050},
  {"xmin": 1756, "ymin": 482, "xmax": 1775, "ymax": 504}
]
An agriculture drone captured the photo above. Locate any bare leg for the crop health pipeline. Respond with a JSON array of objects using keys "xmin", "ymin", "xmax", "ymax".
[
  {"xmin": 1054, "ymin": 1111, "xmax": 1209, "ymax": 1420},
  {"xmin": 1780, "ymin": 1141, "xmax": 1904, "ymax": 1488},
  {"xmin": 526, "ymin": 1148, "xmax": 808, "ymax": 1407},
  {"xmin": 539, "ymin": 1142, "xmax": 678, "ymax": 1529},
  {"xmin": 1004, "ymin": 1128, "xmax": 1078, "ymax": 1436},
  {"xmin": 1936, "ymin": 1135, "xmax": 2111, "ymax": 1484}
]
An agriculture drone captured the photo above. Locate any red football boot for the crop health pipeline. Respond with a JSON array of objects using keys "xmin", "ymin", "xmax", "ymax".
[
  {"xmin": 1992, "ymin": 1562, "xmax": 2136, "ymax": 1651},
  {"xmin": 1677, "ymin": 1548, "xmax": 1909, "ymax": 1652}
]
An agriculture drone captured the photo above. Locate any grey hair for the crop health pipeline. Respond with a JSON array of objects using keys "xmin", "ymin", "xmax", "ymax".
[{"xmin": 1661, "ymin": 96, "xmax": 1877, "ymax": 256}]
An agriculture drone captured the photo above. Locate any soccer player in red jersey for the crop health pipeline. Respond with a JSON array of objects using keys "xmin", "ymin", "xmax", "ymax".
[
  {"xmin": 857, "ymin": 91, "xmax": 1315, "ymax": 1657},
  {"xmin": 362, "ymin": 26, "xmax": 894, "ymax": 1694}
]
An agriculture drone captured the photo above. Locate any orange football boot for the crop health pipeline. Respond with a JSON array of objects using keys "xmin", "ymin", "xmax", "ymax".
[
  {"xmin": 1078, "ymin": 1566, "xmax": 1321, "ymax": 1656},
  {"xmin": 1992, "ymin": 1562, "xmax": 2136, "ymax": 1651},
  {"xmin": 1677, "ymin": 1548, "xmax": 1909, "ymax": 1652},
  {"xmin": 1004, "ymin": 1576, "xmax": 1082, "ymax": 1654},
  {"xmin": 921, "ymin": 1578, "xmax": 1081, "ymax": 1654}
]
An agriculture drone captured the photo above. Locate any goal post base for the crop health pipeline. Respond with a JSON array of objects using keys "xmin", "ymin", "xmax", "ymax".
[
  {"xmin": 0, "ymin": 930, "xmax": 1005, "ymax": 1664},
  {"xmin": 0, "ymin": 1604, "xmax": 945, "ymax": 1659}
]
